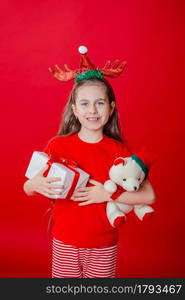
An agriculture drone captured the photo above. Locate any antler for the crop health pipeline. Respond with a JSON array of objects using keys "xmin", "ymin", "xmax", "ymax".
[
  {"xmin": 48, "ymin": 64, "xmax": 77, "ymax": 82},
  {"xmin": 101, "ymin": 60, "xmax": 126, "ymax": 78}
]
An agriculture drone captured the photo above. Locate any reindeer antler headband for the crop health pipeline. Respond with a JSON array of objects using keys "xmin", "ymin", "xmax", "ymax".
[{"xmin": 48, "ymin": 46, "xmax": 126, "ymax": 82}]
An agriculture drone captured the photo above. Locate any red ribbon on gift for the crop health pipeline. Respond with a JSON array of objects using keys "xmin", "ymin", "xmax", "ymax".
[
  {"xmin": 57, "ymin": 157, "xmax": 78, "ymax": 169},
  {"xmin": 45, "ymin": 152, "xmax": 80, "ymax": 200},
  {"xmin": 57, "ymin": 157, "xmax": 80, "ymax": 199}
]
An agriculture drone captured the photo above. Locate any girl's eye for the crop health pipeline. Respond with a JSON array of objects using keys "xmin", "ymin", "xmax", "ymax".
[
  {"xmin": 81, "ymin": 103, "xmax": 88, "ymax": 106},
  {"xmin": 97, "ymin": 102, "xmax": 104, "ymax": 105},
  {"xmin": 123, "ymin": 179, "xmax": 126, "ymax": 181}
]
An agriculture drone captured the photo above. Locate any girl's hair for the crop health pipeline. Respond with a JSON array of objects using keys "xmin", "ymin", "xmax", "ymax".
[{"xmin": 57, "ymin": 77, "xmax": 124, "ymax": 142}]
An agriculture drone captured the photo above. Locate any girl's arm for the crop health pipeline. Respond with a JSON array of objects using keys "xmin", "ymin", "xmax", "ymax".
[
  {"xmin": 115, "ymin": 179, "xmax": 156, "ymax": 205},
  {"xmin": 71, "ymin": 179, "xmax": 156, "ymax": 206}
]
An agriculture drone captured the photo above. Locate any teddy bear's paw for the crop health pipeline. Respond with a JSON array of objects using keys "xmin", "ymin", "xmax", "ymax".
[
  {"xmin": 142, "ymin": 211, "xmax": 154, "ymax": 221},
  {"xmin": 113, "ymin": 216, "xmax": 126, "ymax": 228},
  {"xmin": 104, "ymin": 180, "xmax": 117, "ymax": 193},
  {"xmin": 134, "ymin": 205, "xmax": 154, "ymax": 221}
]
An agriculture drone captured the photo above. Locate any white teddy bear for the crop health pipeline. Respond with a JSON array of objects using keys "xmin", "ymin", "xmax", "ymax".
[{"xmin": 104, "ymin": 150, "xmax": 155, "ymax": 228}]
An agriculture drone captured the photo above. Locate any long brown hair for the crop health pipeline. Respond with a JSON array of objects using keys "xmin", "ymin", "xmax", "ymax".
[{"xmin": 57, "ymin": 78, "xmax": 124, "ymax": 142}]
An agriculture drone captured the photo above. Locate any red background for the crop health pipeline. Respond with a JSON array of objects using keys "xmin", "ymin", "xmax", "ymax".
[{"xmin": 0, "ymin": 0, "xmax": 185, "ymax": 277}]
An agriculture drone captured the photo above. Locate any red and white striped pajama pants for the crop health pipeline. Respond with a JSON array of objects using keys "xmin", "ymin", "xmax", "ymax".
[{"xmin": 52, "ymin": 238, "xmax": 118, "ymax": 278}]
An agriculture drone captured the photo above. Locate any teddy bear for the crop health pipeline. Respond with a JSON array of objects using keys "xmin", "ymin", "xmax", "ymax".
[{"xmin": 104, "ymin": 148, "xmax": 155, "ymax": 228}]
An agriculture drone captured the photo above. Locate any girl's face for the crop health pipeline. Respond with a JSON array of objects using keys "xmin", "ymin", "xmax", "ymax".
[{"xmin": 72, "ymin": 84, "xmax": 115, "ymax": 133}]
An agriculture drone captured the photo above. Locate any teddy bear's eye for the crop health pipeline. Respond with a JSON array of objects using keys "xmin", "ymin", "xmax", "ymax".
[
  {"xmin": 123, "ymin": 179, "xmax": 126, "ymax": 181},
  {"xmin": 138, "ymin": 178, "xmax": 141, "ymax": 181}
]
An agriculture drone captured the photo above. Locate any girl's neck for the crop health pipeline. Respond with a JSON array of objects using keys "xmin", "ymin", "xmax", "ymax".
[{"xmin": 78, "ymin": 128, "xmax": 103, "ymax": 143}]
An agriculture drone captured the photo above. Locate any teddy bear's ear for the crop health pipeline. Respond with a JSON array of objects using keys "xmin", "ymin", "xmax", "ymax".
[{"xmin": 113, "ymin": 157, "xmax": 126, "ymax": 166}]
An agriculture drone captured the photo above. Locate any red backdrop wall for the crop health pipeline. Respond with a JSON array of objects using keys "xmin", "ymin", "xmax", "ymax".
[{"xmin": 0, "ymin": 0, "xmax": 185, "ymax": 277}]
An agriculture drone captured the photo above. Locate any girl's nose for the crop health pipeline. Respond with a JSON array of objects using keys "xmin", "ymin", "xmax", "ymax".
[{"xmin": 89, "ymin": 105, "xmax": 97, "ymax": 113}]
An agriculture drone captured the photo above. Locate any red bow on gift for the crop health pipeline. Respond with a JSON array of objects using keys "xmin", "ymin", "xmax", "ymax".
[
  {"xmin": 45, "ymin": 153, "xmax": 80, "ymax": 200},
  {"xmin": 47, "ymin": 156, "xmax": 78, "ymax": 169}
]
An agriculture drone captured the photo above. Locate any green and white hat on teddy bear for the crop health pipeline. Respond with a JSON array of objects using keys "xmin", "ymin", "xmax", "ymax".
[{"xmin": 131, "ymin": 147, "xmax": 156, "ymax": 179}]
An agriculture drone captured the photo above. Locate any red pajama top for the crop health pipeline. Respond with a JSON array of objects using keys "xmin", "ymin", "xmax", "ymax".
[{"xmin": 44, "ymin": 132, "xmax": 131, "ymax": 248}]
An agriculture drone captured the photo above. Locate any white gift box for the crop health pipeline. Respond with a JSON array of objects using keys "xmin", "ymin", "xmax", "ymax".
[
  {"xmin": 25, "ymin": 151, "xmax": 90, "ymax": 199},
  {"xmin": 25, "ymin": 151, "xmax": 49, "ymax": 178}
]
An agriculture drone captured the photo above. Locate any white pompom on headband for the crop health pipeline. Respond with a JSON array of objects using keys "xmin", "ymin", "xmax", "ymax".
[{"xmin": 78, "ymin": 45, "xmax": 88, "ymax": 54}]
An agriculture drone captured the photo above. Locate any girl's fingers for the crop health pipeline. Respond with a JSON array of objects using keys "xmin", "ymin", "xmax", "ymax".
[
  {"xmin": 79, "ymin": 200, "xmax": 93, "ymax": 206},
  {"xmin": 75, "ymin": 187, "xmax": 91, "ymax": 192},
  {"xmin": 72, "ymin": 192, "xmax": 89, "ymax": 198},
  {"xmin": 71, "ymin": 196, "xmax": 89, "ymax": 201},
  {"xmin": 47, "ymin": 184, "xmax": 64, "ymax": 189},
  {"xmin": 43, "ymin": 193, "xmax": 58, "ymax": 199},
  {"xmin": 46, "ymin": 177, "xmax": 61, "ymax": 183},
  {"xmin": 41, "ymin": 189, "xmax": 54, "ymax": 198},
  {"xmin": 46, "ymin": 189, "xmax": 63, "ymax": 195},
  {"xmin": 88, "ymin": 179, "xmax": 102, "ymax": 186},
  {"xmin": 49, "ymin": 191, "xmax": 61, "ymax": 196}
]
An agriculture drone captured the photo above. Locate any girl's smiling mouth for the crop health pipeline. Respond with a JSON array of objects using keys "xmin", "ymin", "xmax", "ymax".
[{"xmin": 86, "ymin": 117, "xmax": 101, "ymax": 121}]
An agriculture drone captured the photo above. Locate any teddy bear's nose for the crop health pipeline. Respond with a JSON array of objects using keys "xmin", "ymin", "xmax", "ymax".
[{"xmin": 134, "ymin": 186, "xmax": 137, "ymax": 191}]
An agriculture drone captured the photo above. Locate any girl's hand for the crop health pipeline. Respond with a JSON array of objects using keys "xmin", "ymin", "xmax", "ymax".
[
  {"xmin": 23, "ymin": 165, "xmax": 64, "ymax": 198},
  {"xmin": 71, "ymin": 179, "xmax": 112, "ymax": 206}
]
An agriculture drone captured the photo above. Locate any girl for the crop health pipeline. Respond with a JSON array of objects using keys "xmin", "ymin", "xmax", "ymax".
[{"xmin": 23, "ymin": 47, "xmax": 156, "ymax": 278}]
